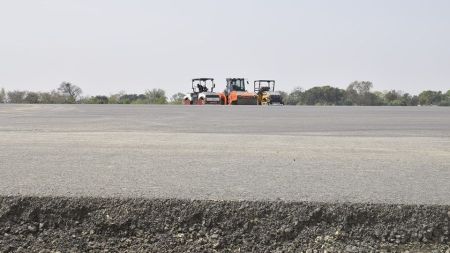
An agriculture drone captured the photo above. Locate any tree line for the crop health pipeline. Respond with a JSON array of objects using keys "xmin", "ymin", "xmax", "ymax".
[
  {"xmin": 0, "ymin": 81, "xmax": 449, "ymax": 106},
  {"xmin": 0, "ymin": 82, "xmax": 182, "ymax": 105},
  {"xmin": 283, "ymin": 81, "xmax": 450, "ymax": 106}
]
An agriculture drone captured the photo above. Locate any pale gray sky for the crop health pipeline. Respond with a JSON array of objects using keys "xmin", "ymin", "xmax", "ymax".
[{"xmin": 0, "ymin": 0, "xmax": 449, "ymax": 96}]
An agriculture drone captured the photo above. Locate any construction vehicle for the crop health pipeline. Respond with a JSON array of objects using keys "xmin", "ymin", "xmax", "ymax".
[
  {"xmin": 183, "ymin": 78, "xmax": 221, "ymax": 105},
  {"xmin": 254, "ymin": 80, "xmax": 283, "ymax": 105},
  {"xmin": 219, "ymin": 78, "xmax": 257, "ymax": 105}
]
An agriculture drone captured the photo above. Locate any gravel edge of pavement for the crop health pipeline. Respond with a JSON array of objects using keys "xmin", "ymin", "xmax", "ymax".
[{"xmin": 0, "ymin": 196, "xmax": 449, "ymax": 252}]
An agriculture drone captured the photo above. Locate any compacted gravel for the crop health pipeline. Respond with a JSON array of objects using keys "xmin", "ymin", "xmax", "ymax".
[{"xmin": 0, "ymin": 196, "xmax": 449, "ymax": 252}]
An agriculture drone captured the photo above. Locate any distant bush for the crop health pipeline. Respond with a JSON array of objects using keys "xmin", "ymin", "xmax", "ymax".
[
  {"xmin": 39, "ymin": 91, "xmax": 66, "ymax": 104},
  {"xmin": 81, "ymin": 96, "xmax": 109, "ymax": 104},
  {"xmin": 0, "ymin": 88, "xmax": 5, "ymax": 103},
  {"xmin": 117, "ymin": 94, "xmax": 147, "ymax": 104},
  {"xmin": 145, "ymin": 89, "xmax": 168, "ymax": 104},
  {"xmin": 170, "ymin": 92, "xmax": 185, "ymax": 104}
]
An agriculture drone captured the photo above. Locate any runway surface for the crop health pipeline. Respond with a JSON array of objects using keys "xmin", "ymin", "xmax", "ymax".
[{"xmin": 0, "ymin": 104, "xmax": 449, "ymax": 204}]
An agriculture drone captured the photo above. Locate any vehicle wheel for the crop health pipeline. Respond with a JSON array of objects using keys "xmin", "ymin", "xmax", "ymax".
[
  {"xmin": 198, "ymin": 98, "xmax": 206, "ymax": 105},
  {"xmin": 183, "ymin": 99, "xmax": 191, "ymax": 105}
]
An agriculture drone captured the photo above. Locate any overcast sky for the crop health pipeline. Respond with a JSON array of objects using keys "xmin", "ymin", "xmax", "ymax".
[{"xmin": 0, "ymin": 0, "xmax": 449, "ymax": 96}]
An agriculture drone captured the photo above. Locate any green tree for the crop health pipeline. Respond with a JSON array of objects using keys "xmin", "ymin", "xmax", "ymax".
[
  {"xmin": 94, "ymin": 96, "xmax": 109, "ymax": 104},
  {"xmin": 410, "ymin": 95, "xmax": 419, "ymax": 106},
  {"xmin": 383, "ymin": 90, "xmax": 413, "ymax": 106},
  {"xmin": 24, "ymin": 92, "xmax": 40, "ymax": 104},
  {"xmin": 107, "ymin": 91, "xmax": 126, "ymax": 104},
  {"xmin": 286, "ymin": 87, "xmax": 303, "ymax": 105},
  {"xmin": 146, "ymin": 89, "xmax": 167, "ymax": 104},
  {"xmin": 278, "ymin": 91, "xmax": 288, "ymax": 105},
  {"xmin": 170, "ymin": 92, "xmax": 185, "ymax": 104},
  {"xmin": 7, "ymin": 90, "xmax": 26, "ymax": 103},
  {"xmin": 345, "ymin": 81, "xmax": 376, "ymax": 105},
  {"xmin": 384, "ymin": 90, "xmax": 400, "ymax": 103},
  {"xmin": 439, "ymin": 90, "xmax": 450, "ymax": 106},
  {"xmin": 302, "ymin": 86, "xmax": 345, "ymax": 105},
  {"xmin": 58, "ymin": 82, "xmax": 83, "ymax": 103},
  {"xmin": 418, "ymin": 90, "xmax": 442, "ymax": 105},
  {"xmin": 39, "ymin": 91, "xmax": 66, "ymax": 104},
  {"xmin": 108, "ymin": 95, "xmax": 119, "ymax": 104},
  {"xmin": 131, "ymin": 97, "xmax": 148, "ymax": 104},
  {"xmin": 0, "ymin": 88, "xmax": 5, "ymax": 103},
  {"xmin": 118, "ymin": 94, "xmax": 134, "ymax": 104},
  {"xmin": 400, "ymin": 93, "xmax": 419, "ymax": 106},
  {"xmin": 371, "ymin": 91, "xmax": 385, "ymax": 105},
  {"xmin": 81, "ymin": 95, "xmax": 109, "ymax": 104},
  {"xmin": 118, "ymin": 94, "xmax": 147, "ymax": 104},
  {"xmin": 38, "ymin": 92, "xmax": 53, "ymax": 104}
]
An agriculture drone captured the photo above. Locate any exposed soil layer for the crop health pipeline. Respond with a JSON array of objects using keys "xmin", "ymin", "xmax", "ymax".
[{"xmin": 0, "ymin": 196, "xmax": 449, "ymax": 252}]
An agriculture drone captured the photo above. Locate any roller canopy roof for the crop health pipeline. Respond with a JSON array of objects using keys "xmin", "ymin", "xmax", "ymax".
[{"xmin": 192, "ymin": 78, "xmax": 214, "ymax": 81}]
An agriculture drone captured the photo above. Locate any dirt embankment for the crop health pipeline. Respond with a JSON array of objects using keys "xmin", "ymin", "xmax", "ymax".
[{"xmin": 0, "ymin": 196, "xmax": 449, "ymax": 252}]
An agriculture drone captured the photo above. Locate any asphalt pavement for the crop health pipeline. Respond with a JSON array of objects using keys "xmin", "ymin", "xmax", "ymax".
[{"xmin": 0, "ymin": 104, "xmax": 449, "ymax": 204}]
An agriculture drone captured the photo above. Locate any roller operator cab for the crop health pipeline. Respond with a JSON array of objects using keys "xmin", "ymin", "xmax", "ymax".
[
  {"xmin": 183, "ymin": 78, "xmax": 221, "ymax": 105},
  {"xmin": 254, "ymin": 80, "xmax": 283, "ymax": 105},
  {"xmin": 219, "ymin": 78, "xmax": 257, "ymax": 105}
]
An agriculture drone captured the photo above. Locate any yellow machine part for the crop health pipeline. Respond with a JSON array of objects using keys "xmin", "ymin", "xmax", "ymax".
[{"xmin": 258, "ymin": 92, "xmax": 271, "ymax": 105}]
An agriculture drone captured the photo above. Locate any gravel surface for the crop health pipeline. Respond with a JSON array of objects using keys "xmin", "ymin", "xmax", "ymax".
[
  {"xmin": 1, "ymin": 105, "xmax": 450, "ymax": 252},
  {"xmin": 0, "ymin": 105, "xmax": 449, "ymax": 204},
  {"xmin": 1, "ymin": 104, "xmax": 450, "ymax": 137},
  {"xmin": 0, "ymin": 196, "xmax": 449, "ymax": 252}
]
